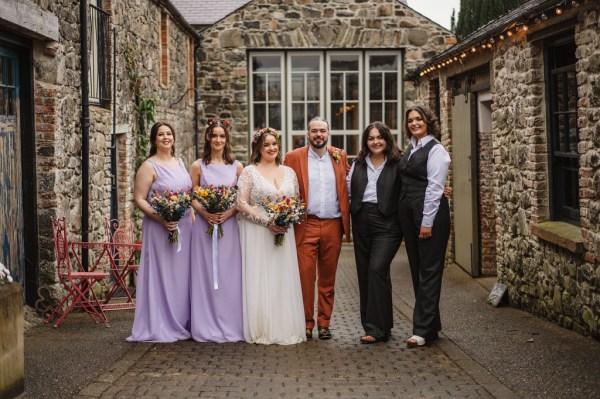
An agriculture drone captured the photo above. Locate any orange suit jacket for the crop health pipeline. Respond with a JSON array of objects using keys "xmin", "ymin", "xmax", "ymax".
[{"xmin": 284, "ymin": 145, "xmax": 351, "ymax": 245}]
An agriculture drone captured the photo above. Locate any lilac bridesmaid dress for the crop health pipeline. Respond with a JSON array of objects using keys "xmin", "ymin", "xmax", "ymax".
[
  {"xmin": 127, "ymin": 158, "xmax": 193, "ymax": 342},
  {"xmin": 190, "ymin": 160, "xmax": 244, "ymax": 342}
]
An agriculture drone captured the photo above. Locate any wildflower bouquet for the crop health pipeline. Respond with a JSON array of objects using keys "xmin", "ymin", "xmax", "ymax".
[
  {"xmin": 262, "ymin": 195, "xmax": 306, "ymax": 246},
  {"xmin": 192, "ymin": 184, "xmax": 238, "ymax": 237},
  {"xmin": 149, "ymin": 188, "xmax": 192, "ymax": 244}
]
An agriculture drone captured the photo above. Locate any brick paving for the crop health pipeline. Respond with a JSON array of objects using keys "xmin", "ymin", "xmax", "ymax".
[{"xmin": 74, "ymin": 248, "xmax": 510, "ymax": 399}]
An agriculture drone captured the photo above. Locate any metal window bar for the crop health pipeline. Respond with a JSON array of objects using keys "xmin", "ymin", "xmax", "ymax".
[{"xmin": 88, "ymin": 4, "xmax": 111, "ymax": 105}]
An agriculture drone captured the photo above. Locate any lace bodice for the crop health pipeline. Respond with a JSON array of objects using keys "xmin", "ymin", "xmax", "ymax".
[{"xmin": 237, "ymin": 165, "xmax": 300, "ymax": 225}]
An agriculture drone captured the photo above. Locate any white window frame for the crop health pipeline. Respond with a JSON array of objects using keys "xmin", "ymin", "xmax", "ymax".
[
  {"xmin": 365, "ymin": 51, "xmax": 404, "ymax": 147},
  {"xmin": 285, "ymin": 51, "xmax": 325, "ymax": 152},
  {"xmin": 248, "ymin": 52, "xmax": 286, "ymax": 151}
]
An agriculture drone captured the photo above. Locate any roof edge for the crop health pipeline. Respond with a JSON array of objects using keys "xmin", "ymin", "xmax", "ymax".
[{"xmin": 156, "ymin": 0, "xmax": 200, "ymax": 40}]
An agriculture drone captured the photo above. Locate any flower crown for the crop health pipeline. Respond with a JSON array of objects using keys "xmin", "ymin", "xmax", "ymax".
[
  {"xmin": 206, "ymin": 118, "xmax": 230, "ymax": 129},
  {"xmin": 252, "ymin": 127, "xmax": 281, "ymax": 144}
]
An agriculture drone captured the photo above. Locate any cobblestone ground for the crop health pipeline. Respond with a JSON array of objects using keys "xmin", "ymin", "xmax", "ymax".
[{"xmin": 76, "ymin": 248, "xmax": 509, "ymax": 399}]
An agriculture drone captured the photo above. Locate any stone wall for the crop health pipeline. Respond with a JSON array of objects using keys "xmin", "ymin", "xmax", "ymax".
[
  {"xmin": 196, "ymin": 0, "xmax": 455, "ymax": 158},
  {"xmin": 28, "ymin": 0, "xmax": 196, "ymax": 291},
  {"xmin": 412, "ymin": 3, "xmax": 600, "ymax": 337}
]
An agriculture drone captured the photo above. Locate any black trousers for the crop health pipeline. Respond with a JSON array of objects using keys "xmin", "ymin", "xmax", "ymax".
[
  {"xmin": 398, "ymin": 197, "xmax": 450, "ymax": 339},
  {"xmin": 352, "ymin": 203, "xmax": 402, "ymax": 339}
]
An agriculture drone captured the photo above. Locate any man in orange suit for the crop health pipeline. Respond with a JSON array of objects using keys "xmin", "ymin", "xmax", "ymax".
[{"xmin": 284, "ymin": 116, "xmax": 351, "ymax": 340}]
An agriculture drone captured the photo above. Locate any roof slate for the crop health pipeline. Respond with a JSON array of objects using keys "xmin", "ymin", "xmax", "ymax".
[{"xmin": 170, "ymin": 0, "xmax": 252, "ymax": 26}]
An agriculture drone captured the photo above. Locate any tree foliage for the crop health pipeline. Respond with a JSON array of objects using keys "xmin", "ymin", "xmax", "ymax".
[{"xmin": 454, "ymin": 0, "xmax": 529, "ymax": 39}]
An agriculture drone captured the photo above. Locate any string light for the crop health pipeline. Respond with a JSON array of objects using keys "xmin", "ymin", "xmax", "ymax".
[
  {"xmin": 541, "ymin": 12, "xmax": 548, "ymax": 20},
  {"xmin": 522, "ymin": 24, "xmax": 528, "ymax": 32},
  {"xmin": 499, "ymin": 34, "xmax": 505, "ymax": 40},
  {"xmin": 507, "ymin": 30, "xmax": 513, "ymax": 37}
]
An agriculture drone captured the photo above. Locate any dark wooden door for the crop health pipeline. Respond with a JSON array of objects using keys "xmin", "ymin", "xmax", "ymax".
[{"xmin": 0, "ymin": 47, "xmax": 24, "ymax": 283}]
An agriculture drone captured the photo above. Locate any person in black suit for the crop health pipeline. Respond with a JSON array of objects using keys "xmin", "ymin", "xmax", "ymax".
[
  {"xmin": 398, "ymin": 106, "xmax": 451, "ymax": 348},
  {"xmin": 348, "ymin": 121, "xmax": 403, "ymax": 344}
]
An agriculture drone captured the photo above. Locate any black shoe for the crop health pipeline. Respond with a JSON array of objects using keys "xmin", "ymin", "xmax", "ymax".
[
  {"xmin": 360, "ymin": 335, "xmax": 388, "ymax": 344},
  {"xmin": 306, "ymin": 328, "xmax": 313, "ymax": 339},
  {"xmin": 318, "ymin": 326, "xmax": 332, "ymax": 340}
]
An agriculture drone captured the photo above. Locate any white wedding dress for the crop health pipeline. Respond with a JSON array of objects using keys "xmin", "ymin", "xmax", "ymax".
[{"xmin": 237, "ymin": 165, "xmax": 306, "ymax": 345}]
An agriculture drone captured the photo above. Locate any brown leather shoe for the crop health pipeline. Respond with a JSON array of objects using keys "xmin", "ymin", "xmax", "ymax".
[
  {"xmin": 318, "ymin": 326, "xmax": 332, "ymax": 340},
  {"xmin": 306, "ymin": 328, "xmax": 313, "ymax": 339}
]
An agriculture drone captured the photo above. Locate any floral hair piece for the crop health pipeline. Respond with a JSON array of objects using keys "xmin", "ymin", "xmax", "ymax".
[
  {"xmin": 252, "ymin": 127, "xmax": 281, "ymax": 144},
  {"xmin": 206, "ymin": 119, "xmax": 230, "ymax": 129}
]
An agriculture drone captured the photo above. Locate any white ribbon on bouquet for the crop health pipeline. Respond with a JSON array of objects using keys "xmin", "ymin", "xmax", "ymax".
[{"xmin": 211, "ymin": 224, "xmax": 219, "ymax": 289}]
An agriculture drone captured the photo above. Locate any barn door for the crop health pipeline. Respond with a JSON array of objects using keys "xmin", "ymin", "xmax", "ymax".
[
  {"xmin": 452, "ymin": 92, "xmax": 480, "ymax": 276},
  {"xmin": 0, "ymin": 47, "xmax": 24, "ymax": 283}
]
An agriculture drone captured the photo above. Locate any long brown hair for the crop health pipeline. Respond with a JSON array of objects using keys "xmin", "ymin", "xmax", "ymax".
[
  {"xmin": 250, "ymin": 127, "xmax": 282, "ymax": 165},
  {"xmin": 149, "ymin": 121, "xmax": 176, "ymax": 157},
  {"xmin": 403, "ymin": 106, "xmax": 441, "ymax": 140},
  {"xmin": 202, "ymin": 120, "xmax": 235, "ymax": 165},
  {"xmin": 355, "ymin": 121, "xmax": 401, "ymax": 164}
]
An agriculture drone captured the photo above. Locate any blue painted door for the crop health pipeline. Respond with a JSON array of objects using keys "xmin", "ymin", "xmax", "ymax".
[{"xmin": 0, "ymin": 47, "xmax": 24, "ymax": 283}]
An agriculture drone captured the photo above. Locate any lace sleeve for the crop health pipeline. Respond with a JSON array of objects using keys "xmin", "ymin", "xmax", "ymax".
[
  {"xmin": 236, "ymin": 166, "xmax": 269, "ymax": 226},
  {"xmin": 291, "ymin": 168, "xmax": 300, "ymax": 197}
]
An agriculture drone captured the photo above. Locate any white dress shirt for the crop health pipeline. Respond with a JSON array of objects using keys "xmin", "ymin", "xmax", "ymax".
[
  {"xmin": 408, "ymin": 135, "xmax": 450, "ymax": 227},
  {"xmin": 346, "ymin": 155, "xmax": 387, "ymax": 203},
  {"xmin": 307, "ymin": 146, "xmax": 341, "ymax": 218}
]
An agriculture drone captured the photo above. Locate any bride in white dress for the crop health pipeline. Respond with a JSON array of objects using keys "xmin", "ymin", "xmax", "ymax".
[{"xmin": 237, "ymin": 127, "xmax": 306, "ymax": 345}]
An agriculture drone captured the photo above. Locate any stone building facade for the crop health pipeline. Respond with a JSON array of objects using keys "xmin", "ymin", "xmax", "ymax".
[
  {"xmin": 0, "ymin": 0, "xmax": 198, "ymax": 305},
  {"xmin": 173, "ymin": 0, "xmax": 456, "ymax": 161},
  {"xmin": 407, "ymin": 0, "xmax": 600, "ymax": 337}
]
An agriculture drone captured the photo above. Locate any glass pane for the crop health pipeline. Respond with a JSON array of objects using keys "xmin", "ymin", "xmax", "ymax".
[
  {"xmin": 554, "ymin": 74, "xmax": 564, "ymax": 112},
  {"xmin": 5, "ymin": 58, "xmax": 14, "ymax": 85},
  {"xmin": 307, "ymin": 103, "xmax": 319, "ymax": 123},
  {"xmin": 370, "ymin": 103, "xmax": 383, "ymax": 123},
  {"xmin": 331, "ymin": 73, "xmax": 343, "ymax": 100},
  {"xmin": 385, "ymin": 102, "xmax": 398, "ymax": 129},
  {"xmin": 8, "ymin": 88, "xmax": 16, "ymax": 116},
  {"xmin": 252, "ymin": 56, "xmax": 280, "ymax": 72},
  {"xmin": 370, "ymin": 74, "xmax": 382, "ymax": 100},
  {"xmin": 291, "ymin": 55, "xmax": 319, "ymax": 71},
  {"xmin": 253, "ymin": 104, "xmax": 266, "ymax": 130},
  {"xmin": 292, "ymin": 135, "xmax": 306, "ymax": 149},
  {"xmin": 268, "ymin": 73, "xmax": 281, "ymax": 101},
  {"xmin": 306, "ymin": 73, "xmax": 320, "ymax": 101},
  {"xmin": 331, "ymin": 102, "xmax": 344, "ymax": 130},
  {"xmin": 347, "ymin": 134, "xmax": 360, "ymax": 156},
  {"xmin": 0, "ymin": 58, "xmax": 3, "ymax": 85},
  {"xmin": 553, "ymin": 41, "xmax": 577, "ymax": 69},
  {"xmin": 331, "ymin": 135, "xmax": 344, "ymax": 149},
  {"xmin": 292, "ymin": 103, "xmax": 305, "ymax": 130},
  {"xmin": 556, "ymin": 114, "xmax": 566, "ymax": 152},
  {"xmin": 369, "ymin": 55, "xmax": 397, "ymax": 71},
  {"xmin": 253, "ymin": 75, "xmax": 266, "ymax": 101},
  {"xmin": 268, "ymin": 104, "xmax": 281, "ymax": 130},
  {"xmin": 568, "ymin": 113, "xmax": 578, "ymax": 153},
  {"xmin": 384, "ymin": 73, "xmax": 398, "ymax": 100},
  {"xmin": 330, "ymin": 55, "xmax": 359, "ymax": 71},
  {"xmin": 567, "ymin": 71, "xmax": 577, "ymax": 110},
  {"xmin": 346, "ymin": 73, "xmax": 359, "ymax": 100},
  {"xmin": 291, "ymin": 74, "xmax": 304, "ymax": 101},
  {"xmin": 0, "ymin": 88, "xmax": 6, "ymax": 115},
  {"xmin": 346, "ymin": 103, "xmax": 359, "ymax": 130}
]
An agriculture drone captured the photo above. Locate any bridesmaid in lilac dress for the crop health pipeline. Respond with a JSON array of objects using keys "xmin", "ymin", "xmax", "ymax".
[
  {"xmin": 127, "ymin": 121, "xmax": 193, "ymax": 342},
  {"xmin": 190, "ymin": 119, "xmax": 244, "ymax": 342}
]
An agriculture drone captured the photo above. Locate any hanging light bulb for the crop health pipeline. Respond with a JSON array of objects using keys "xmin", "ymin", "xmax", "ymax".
[
  {"xmin": 481, "ymin": 43, "xmax": 487, "ymax": 49},
  {"xmin": 453, "ymin": 56, "xmax": 458, "ymax": 61},
  {"xmin": 507, "ymin": 30, "xmax": 513, "ymax": 37},
  {"xmin": 490, "ymin": 37, "xmax": 495, "ymax": 44},
  {"xmin": 572, "ymin": 1, "xmax": 579, "ymax": 7},
  {"xmin": 556, "ymin": 7, "xmax": 563, "ymax": 15},
  {"xmin": 499, "ymin": 34, "xmax": 505, "ymax": 40},
  {"xmin": 471, "ymin": 46, "xmax": 477, "ymax": 52},
  {"xmin": 522, "ymin": 24, "xmax": 528, "ymax": 32},
  {"xmin": 541, "ymin": 12, "xmax": 548, "ymax": 21},
  {"xmin": 487, "ymin": 43, "xmax": 492, "ymax": 48}
]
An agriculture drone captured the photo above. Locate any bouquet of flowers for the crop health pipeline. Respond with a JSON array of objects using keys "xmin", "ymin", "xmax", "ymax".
[
  {"xmin": 262, "ymin": 195, "xmax": 306, "ymax": 246},
  {"xmin": 192, "ymin": 184, "xmax": 238, "ymax": 237},
  {"xmin": 149, "ymin": 188, "xmax": 192, "ymax": 244}
]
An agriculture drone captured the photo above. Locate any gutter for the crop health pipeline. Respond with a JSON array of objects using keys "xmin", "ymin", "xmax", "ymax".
[{"xmin": 80, "ymin": 0, "xmax": 90, "ymax": 269}]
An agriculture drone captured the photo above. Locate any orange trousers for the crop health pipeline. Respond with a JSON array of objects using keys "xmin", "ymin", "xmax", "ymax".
[{"xmin": 297, "ymin": 216, "xmax": 343, "ymax": 329}]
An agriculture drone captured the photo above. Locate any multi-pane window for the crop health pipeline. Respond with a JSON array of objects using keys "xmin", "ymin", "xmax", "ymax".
[
  {"xmin": 88, "ymin": 0, "xmax": 110, "ymax": 105},
  {"xmin": 0, "ymin": 52, "xmax": 17, "ymax": 119},
  {"xmin": 250, "ymin": 54, "xmax": 283, "ymax": 134},
  {"xmin": 546, "ymin": 34, "xmax": 579, "ymax": 223},
  {"xmin": 249, "ymin": 51, "xmax": 403, "ymax": 159}
]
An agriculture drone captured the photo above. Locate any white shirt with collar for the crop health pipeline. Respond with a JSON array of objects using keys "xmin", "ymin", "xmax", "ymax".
[
  {"xmin": 307, "ymin": 146, "xmax": 341, "ymax": 218},
  {"xmin": 408, "ymin": 135, "xmax": 450, "ymax": 227},
  {"xmin": 346, "ymin": 155, "xmax": 387, "ymax": 203}
]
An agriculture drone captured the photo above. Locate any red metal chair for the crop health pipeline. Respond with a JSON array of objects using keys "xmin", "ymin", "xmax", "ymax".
[
  {"xmin": 45, "ymin": 217, "xmax": 110, "ymax": 328},
  {"xmin": 103, "ymin": 218, "xmax": 139, "ymax": 309}
]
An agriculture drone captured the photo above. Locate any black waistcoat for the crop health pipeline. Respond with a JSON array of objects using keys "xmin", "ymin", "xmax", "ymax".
[
  {"xmin": 350, "ymin": 160, "xmax": 400, "ymax": 216},
  {"xmin": 399, "ymin": 138, "xmax": 439, "ymax": 201}
]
